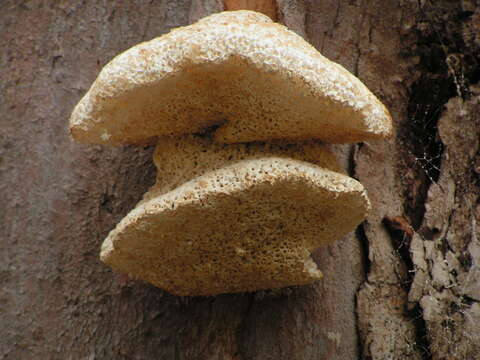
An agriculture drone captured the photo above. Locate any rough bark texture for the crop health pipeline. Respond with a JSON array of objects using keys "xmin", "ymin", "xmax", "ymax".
[{"xmin": 1, "ymin": 0, "xmax": 479, "ymax": 359}]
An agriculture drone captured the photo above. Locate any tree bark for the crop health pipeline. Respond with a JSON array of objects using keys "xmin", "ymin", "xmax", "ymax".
[{"xmin": 1, "ymin": 1, "xmax": 479, "ymax": 359}]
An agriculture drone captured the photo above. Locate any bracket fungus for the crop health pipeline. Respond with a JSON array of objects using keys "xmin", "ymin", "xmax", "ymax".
[{"xmin": 69, "ymin": 11, "xmax": 392, "ymax": 296}]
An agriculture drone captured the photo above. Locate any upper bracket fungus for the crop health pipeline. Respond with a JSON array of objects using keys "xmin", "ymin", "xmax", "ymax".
[{"xmin": 69, "ymin": 11, "xmax": 392, "ymax": 296}]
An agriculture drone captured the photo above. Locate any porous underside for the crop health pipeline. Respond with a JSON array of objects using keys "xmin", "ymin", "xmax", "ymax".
[
  {"xmin": 70, "ymin": 10, "xmax": 392, "ymax": 146},
  {"xmin": 101, "ymin": 137, "xmax": 370, "ymax": 296}
]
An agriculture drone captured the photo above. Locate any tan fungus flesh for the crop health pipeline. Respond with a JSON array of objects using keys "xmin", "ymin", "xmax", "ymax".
[
  {"xmin": 100, "ymin": 137, "xmax": 370, "ymax": 295},
  {"xmin": 69, "ymin": 10, "xmax": 392, "ymax": 146}
]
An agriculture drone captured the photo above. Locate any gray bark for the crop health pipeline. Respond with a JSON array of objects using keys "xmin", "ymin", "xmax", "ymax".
[{"xmin": 1, "ymin": 0, "xmax": 479, "ymax": 359}]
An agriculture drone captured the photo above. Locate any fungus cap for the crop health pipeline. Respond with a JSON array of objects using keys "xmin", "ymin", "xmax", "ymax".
[
  {"xmin": 100, "ymin": 137, "xmax": 370, "ymax": 296},
  {"xmin": 69, "ymin": 10, "xmax": 392, "ymax": 146}
]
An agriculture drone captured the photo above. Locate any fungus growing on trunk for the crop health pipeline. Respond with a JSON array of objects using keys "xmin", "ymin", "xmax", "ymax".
[{"xmin": 69, "ymin": 11, "xmax": 392, "ymax": 296}]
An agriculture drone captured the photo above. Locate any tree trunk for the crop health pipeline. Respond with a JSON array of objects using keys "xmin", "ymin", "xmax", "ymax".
[{"xmin": 1, "ymin": 1, "xmax": 479, "ymax": 359}]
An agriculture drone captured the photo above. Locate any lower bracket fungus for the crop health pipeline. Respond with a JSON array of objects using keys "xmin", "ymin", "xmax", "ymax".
[
  {"xmin": 101, "ymin": 136, "xmax": 370, "ymax": 295},
  {"xmin": 69, "ymin": 11, "xmax": 392, "ymax": 296}
]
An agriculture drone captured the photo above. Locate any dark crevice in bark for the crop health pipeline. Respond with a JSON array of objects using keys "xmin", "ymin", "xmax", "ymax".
[
  {"xmin": 396, "ymin": 2, "xmax": 480, "ymax": 359},
  {"xmin": 401, "ymin": 0, "xmax": 480, "ymax": 249},
  {"xmin": 350, "ymin": 142, "xmax": 369, "ymax": 277},
  {"xmin": 347, "ymin": 144, "xmax": 358, "ymax": 180},
  {"xmin": 382, "ymin": 216, "xmax": 414, "ymax": 288},
  {"xmin": 408, "ymin": 303, "xmax": 432, "ymax": 360},
  {"xmin": 402, "ymin": 78, "xmax": 449, "ymax": 230},
  {"xmin": 398, "ymin": 3, "xmax": 456, "ymax": 358},
  {"xmin": 402, "ymin": 0, "xmax": 480, "ymax": 231},
  {"xmin": 356, "ymin": 223, "xmax": 370, "ymax": 279},
  {"xmin": 400, "ymin": 5, "xmax": 454, "ymax": 230},
  {"xmin": 380, "ymin": 216, "xmax": 432, "ymax": 359}
]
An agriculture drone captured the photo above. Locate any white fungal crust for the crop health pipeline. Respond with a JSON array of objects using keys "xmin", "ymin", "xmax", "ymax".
[
  {"xmin": 100, "ymin": 137, "xmax": 370, "ymax": 296},
  {"xmin": 69, "ymin": 10, "xmax": 393, "ymax": 146}
]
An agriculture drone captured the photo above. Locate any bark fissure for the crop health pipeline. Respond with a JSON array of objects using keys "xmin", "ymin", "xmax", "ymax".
[
  {"xmin": 356, "ymin": 223, "xmax": 371, "ymax": 279},
  {"xmin": 398, "ymin": 5, "xmax": 480, "ymax": 360},
  {"xmin": 402, "ymin": 3, "xmax": 480, "ymax": 358}
]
